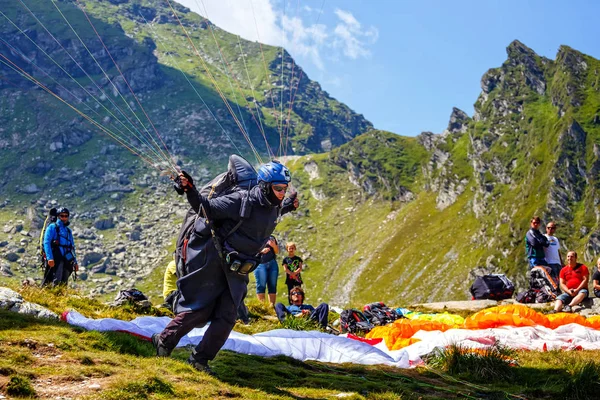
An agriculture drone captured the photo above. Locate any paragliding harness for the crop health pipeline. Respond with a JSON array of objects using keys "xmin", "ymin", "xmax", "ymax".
[
  {"xmin": 362, "ymin": 302, "xmax": 402, "ymax": 326},
  {"xmin": 174, "ymin": 154, "xmax": 260, "ymax": 278},
  {"xmin": 340, "ymin": 309, "xmax": 374, "ymax": 334},
  {"xmin": 39, "ymin": 208, "xmax": 77, "ymax": 282},
  {"xmin": 517, "ymin": 265, "xmax": 559, "ymax": 304}
]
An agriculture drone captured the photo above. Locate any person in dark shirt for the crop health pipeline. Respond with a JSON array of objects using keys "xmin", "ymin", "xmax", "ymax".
[
  {"xmin": 525, "ymin": 216, "xmax": 549, "ymax": 269},
  {"xmin": 591, "ymin": 258, "xmax": 600, "ymax": 298},
  {"xmin": 274, "ymin": 286, "xmax": 329, "ymax": 328},
  {"xmin": 254, "ymin": 235, "xmax": 279, "ymax": 305},
  {"xmin": 282, "ymin": 242, "xmax": 303, "ymax": 303}
]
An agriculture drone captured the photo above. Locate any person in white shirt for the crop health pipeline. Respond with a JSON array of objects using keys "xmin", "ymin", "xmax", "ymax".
[{"xmin": 544, "ymin": 221, "xmax": 563, "ymax": 283}]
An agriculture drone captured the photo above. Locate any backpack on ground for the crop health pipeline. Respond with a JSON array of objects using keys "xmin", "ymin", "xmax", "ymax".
[
  {"xmin": 515, "ymin": 289, "xmax": 537, "ymax": 304},
  {"xmin": 529, "ymin": 266, "xmax": 559, "ymax": 294},
  {"xmin": 174, "ymin": 154, "xmax": 258, "ymax": 278},
  {"xmin": 362, "ymin": 302, "xmax": 401, "ymax": 326},
  {"xmin": 340, "ymin": 309, "xmax": 374, "ymax": 334},
  {"xmin": 470, "ymin": 274, "xmax": 515, "ymax": 300},
  {"xmin": 110, "ymin": 288, "xmax": 151, "ymax": 308},
  {"xmin": 38, "ymin": 207, "xmax": 58, "ymax": 265}
]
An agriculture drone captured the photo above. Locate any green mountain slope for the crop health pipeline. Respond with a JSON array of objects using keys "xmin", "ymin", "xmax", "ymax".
[
  {"xmin": 0, "ymin": 0, "xmax": 371, "ymax": 293},
  {"xmin": 277, "ymin": 41, "xmax": 600, "ymax": 306}
]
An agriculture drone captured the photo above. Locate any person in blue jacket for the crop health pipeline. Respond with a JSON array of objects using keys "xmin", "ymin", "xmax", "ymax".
[
  {"xmin": 42, "ymin": 207, "xmax": 78, "ymax": 286},
  {"xmin": 153, "ymin": 160, "xmax": 299, "ymax": 375}
]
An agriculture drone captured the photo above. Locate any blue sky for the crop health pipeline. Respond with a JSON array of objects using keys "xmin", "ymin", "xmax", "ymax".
[{"xmin": 179, "ymin": 0, "xmax": 600, "ymax": 136}]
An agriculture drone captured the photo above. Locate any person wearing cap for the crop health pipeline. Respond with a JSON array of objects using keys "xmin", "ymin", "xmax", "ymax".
[
  {"xmin": 153, "ymin": 159, "xmax": 299, "ymax": 375},
  {"xmin": 42, "ymin": 207, "xmax": 78, "ymax": 286}
]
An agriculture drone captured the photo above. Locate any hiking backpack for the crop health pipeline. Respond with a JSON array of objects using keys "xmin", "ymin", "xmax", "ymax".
[
  {"xmin": 362, "ymin": 302, "xmax": 401, "ymax": 326},
  {"xmin": 174, "ymin": 154, "xmax": 258, "ymax": 278},
  {"xmin": 469, "ymin": 274, "xmax": 515, "ymax": 300},
  {"xmin": 340, "ymin": 309, "xmax": 374, "ymax": 334},
  {"xmin": 38, "ymin": 207, "xmax": 58, "ymax": 264},
  {"xmin": 529, "ymin": 266, "xmax": 559, "ymax": 294}
]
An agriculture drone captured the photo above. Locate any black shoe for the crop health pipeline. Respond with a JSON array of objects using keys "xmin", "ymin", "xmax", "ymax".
[
  {"xmin": 187, "ymin": 356, "xmax": 216, "ymax": 376},
  {"xmin": 152, "ymin": 333, "xmax": 172, "ymax": 357}
]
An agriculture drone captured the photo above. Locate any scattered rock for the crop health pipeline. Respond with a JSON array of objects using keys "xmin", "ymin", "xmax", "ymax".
[
  {"xmin": 22, "ymin": 184, "xmax": 40, "ymax": 194},
  {"xmin": 5, "ymin": 253, "xmax": 19, "ymax": 262},
  {"xmin": 0, "ymin": 287, "xmax": 58, "ymax": 319},
  {"xmin": 94, "ymin": 219, "xmax": 115, "ymax": 230}
]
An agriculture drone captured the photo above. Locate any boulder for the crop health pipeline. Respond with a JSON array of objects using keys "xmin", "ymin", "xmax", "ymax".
[
  {"xmin": 94, "ymin": 219, "xmax": 115, "ymax": 230},
  {"xmin": 22, "ymin": 184, "xmax": 40, "ymax": 194},
  {"xmin": 82, "ymin": 252, "xmax": 104, "ymax": 266},
  {"xmin": 0, "ymin": 287, "xmax": 58, "ymax": 319},
  {"xmin": 5, "ymin": 253, "xmax": 19, "ymax": 262}
]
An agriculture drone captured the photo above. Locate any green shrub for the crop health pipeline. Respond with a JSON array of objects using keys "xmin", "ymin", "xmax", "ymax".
[{"xmin": 6, "ymin": 375, "xmax": 36, "ymax": 398}]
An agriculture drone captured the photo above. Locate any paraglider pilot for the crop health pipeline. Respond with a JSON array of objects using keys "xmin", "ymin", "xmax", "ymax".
[
  {"xmin": 42, "ymin": 207, "xmax": 78, "ymax": 286},
  {"xmin": 153, "ymin": 160, "xmax": 299, "ymax": 375}
]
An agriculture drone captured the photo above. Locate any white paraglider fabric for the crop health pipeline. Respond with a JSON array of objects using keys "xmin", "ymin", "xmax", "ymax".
[
  {"xmin": 64, "ymin": 311, "xmax": 600, "ymax": 368},
  {"xmin": 63, "ymin": 311, "xmax": 412, "ymax": 368}
]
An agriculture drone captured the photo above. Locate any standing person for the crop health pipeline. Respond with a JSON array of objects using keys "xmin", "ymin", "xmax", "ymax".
[
  {"xmin": 525, "ymin": 216, "xmax": 549, "ymax": 269},
  {"xmin": 553, "ymin": 251, "xmax": 589, "ymax": 313},
  {"xmin": 254, "ymin": 235, "xmax": 280, "ymax": 305},
  {"xmin": 544, "ymin": 221, "xmax": 563, "ymax": 283},
  {"xmin": 153, "ymin": 160, "xmax": 299, "ymax": 374},
  {"xmin": 283, "ymin": 242, "xmax": 303, "ymax": 303},
  {"xmin": 42, "ymin": 207, "xmax": 78, "ymax": 286}
]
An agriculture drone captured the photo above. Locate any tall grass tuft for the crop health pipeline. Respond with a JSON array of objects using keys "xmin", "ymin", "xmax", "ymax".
[
  {"xmin": 6, "ymin": 375, "xmax": 36, "ymax": 398},
  {"xmin": 562, "ymin": 361, "xmax": 600, "ymax": 400},
  {"xmin": 425, "ymin": 342, "xmax": 517, "ymax": 382}
]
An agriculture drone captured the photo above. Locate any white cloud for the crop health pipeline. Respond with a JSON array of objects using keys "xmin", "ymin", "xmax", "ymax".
[
  {"xmin": 172, "ymin": 0, "xmax": 378, "ymax": 69},
  {"xmin": 332, "ymin": 8, "xmax": 379, "ymax": 59}
]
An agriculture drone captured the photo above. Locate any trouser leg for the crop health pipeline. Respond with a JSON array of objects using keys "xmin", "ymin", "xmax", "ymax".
[
  {"xmin": 159, "ymin": 304, "xmax": 216, "ymax": 351},
  {"xmin": 53, "ymin": 259, "xmax": 66, "ymax": 285},
  {"xmin": 192, "ymin": 290, "xmax": 237, "ymax": 362},
  {"xmin": 310, "ymin": 303, "xmax": 329, "ymax": 328},
  {"xmin": 42, "ymin": 262, "xmax": 55, "ymax": 287},
  {"xmin": 274, "ymin": 302, "xmax": 290, "ymax": 322}
]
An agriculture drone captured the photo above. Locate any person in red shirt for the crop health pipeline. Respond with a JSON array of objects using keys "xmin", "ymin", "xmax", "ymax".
[{"xmin": 553, "ymin": 251, "xmax": 589, "ymax": 313}]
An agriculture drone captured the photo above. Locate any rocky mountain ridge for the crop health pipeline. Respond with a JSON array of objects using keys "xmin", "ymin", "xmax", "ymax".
[{"xmin": 274, "ymin": 40, "xmax": 600, "ymax": 306}]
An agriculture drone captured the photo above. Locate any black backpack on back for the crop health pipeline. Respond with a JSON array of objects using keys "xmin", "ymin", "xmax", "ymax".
[
  {"xmin": 470, "ymin": 274, "xmax": 515, "ymax": 300},
  {"xmin": 362, "ymin": 302, "xmax": 401, "ymax": 326},
  {"xmin": 175, "ymin": 154, "xmax": 258, "ymax": 278},
  {"xmin": 340, "ymin": 309, "xmax": 374, "ymax": 334}
]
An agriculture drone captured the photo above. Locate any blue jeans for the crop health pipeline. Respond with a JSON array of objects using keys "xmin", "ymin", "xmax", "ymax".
[
  {"xmin": 528, "ymin": 257, "xmax": 548, "ymax": 269},
  {"xmin": 254, "ymin": 259, "xmax": 279, "ymax": 294}
]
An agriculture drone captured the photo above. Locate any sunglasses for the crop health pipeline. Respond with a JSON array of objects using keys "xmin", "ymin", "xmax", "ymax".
[
  {"xmin": 290, "ymin": 292, "xmax": 303, "ymax": 296},
  {"xmin": 59, "ymin": 214, "xmax": 69, "ymax": 218},
  {"xmin": 272, "ymin": 185, "xmax": 288, "ymax": 193},
  {"xmin": 547, "ymin": 226, "xmax": 556, "ymax": 230}
]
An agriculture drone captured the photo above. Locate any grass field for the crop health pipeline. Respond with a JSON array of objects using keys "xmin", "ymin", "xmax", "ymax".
[{"xmin": 2, "ymin": 285, "xmax": 600, "ymax": 399}]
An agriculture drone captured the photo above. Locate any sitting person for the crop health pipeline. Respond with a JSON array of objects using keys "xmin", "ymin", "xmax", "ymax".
[
  {"xmin": 592, "ymin": 257, "xmax": 600, "ymax": 298},
  {"xmin": 274, "ymin": 286, "xmax": 329, "ymax": 328},
  {"xmin": 553, "ymin": 251, "xmax": 589, "ymax": 313}
]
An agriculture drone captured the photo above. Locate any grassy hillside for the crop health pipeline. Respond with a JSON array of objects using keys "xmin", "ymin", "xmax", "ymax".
[{"xmin": 272, "ymin": 42, "xmax": 600, "ymax": 307}]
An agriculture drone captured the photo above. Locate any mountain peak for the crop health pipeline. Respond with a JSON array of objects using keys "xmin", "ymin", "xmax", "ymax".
[{"xmin": 506, "ymin": 40, "xmax": 537, "ymax": 61}]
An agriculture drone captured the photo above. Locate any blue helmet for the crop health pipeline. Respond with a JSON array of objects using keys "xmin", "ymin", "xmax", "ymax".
[{"xmin": 257, "ymin": 161, "xmax": 291, "ymax": 184}]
